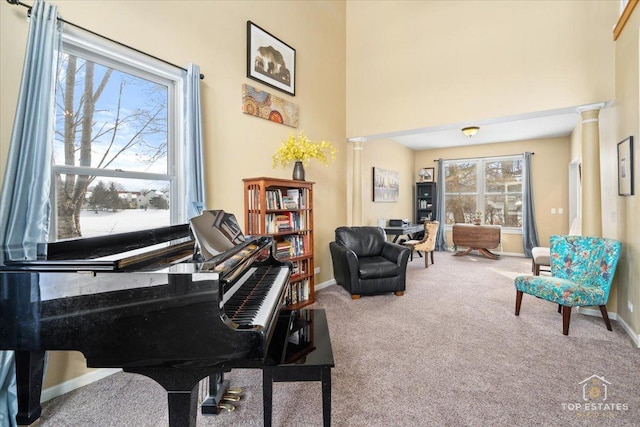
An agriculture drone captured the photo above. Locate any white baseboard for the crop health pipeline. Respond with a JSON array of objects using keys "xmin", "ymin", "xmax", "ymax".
[
  {"xmin": 577, "ymin": 307, "xmax": 640, "ymax": 348},
  {"xmin": 315, "ymin": 278, "xmax": 336, "ymax": 291},
  {"xmin": 41, "ymin": 368, "xmax": 121, "ymax": 403}
]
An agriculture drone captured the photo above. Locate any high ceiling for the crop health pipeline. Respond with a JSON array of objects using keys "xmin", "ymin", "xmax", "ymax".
[{"xmin": 358, "ymin": 105, "xmax": 591, "ymax": 150}]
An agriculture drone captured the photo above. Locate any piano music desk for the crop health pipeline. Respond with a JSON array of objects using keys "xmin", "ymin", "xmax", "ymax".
[{"xmin": 263, "ymin": 309, "xmax": 334, "ymax": 427}]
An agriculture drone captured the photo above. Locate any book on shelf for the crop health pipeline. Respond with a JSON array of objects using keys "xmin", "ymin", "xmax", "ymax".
[
  {"xmin": 286, "ymin": 189, "xmax": 301, "ymax": 209},
  {"xmin": 290, "ymin": 259, "xmax": 308, "ymax": 277},
  {"xmin": 276, "ymin": 240, "xmax": 292, "ymax": 258},
  {"xmin": 265, "ymin": 189, "xmax": 285, "ymax": 210},
  {"xmin": 285, "ymin": 278, "xmax": 310, "ymax": 306},
  {"xmin": 265, "ymin": 212, "xmax": 304, "ymax": 233},
  {"xmin": 281, "ymin": 235, "xmax": 305, "ymax": 257}
]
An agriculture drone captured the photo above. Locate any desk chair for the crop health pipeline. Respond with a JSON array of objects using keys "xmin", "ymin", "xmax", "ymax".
[{"xmin": 402, "ymin": 221, "xmax": 439, "ymax": 268}]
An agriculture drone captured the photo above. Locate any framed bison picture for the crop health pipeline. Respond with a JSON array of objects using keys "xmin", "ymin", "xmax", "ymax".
[{"xmin": 247, "ymin": 21, "xmax": 296, "ymax": 96}]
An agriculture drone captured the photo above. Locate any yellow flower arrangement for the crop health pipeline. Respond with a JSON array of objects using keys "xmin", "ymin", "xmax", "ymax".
[{"xmin": 272, "ymin": 131, "xmax": 337, "ymax": 168}]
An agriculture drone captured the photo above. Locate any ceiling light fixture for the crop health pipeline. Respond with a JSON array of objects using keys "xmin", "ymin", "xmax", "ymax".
[{"xmin": 461, "ymin": 126, "xmax": 480, "ymax": 137}]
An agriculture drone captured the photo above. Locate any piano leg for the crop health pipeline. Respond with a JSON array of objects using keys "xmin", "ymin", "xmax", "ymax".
[
  {"xmin": 124, "ymin": 367, "xmax": 215, "ymax": 427},
  {"xmin": 200, "ymin": 372, "xmax": 230, "ymax": 415},
  {"xmin": 15, "ymin": 350, "xmax": 45, "ymax": 425},
  {"xmin": 167, "ymin": 385, "xmax": 199, "ymax": 427}
]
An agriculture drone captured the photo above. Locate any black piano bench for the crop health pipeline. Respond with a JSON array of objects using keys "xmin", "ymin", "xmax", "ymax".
[{"xmin": 262, "ymin": 309, "xmax": 335, "ymax": 427}]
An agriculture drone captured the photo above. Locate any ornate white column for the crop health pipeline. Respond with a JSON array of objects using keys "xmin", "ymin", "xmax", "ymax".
[
  {"xmin": 578, "ymin": 103, "xmax": 604, "ymax": 237},
  {"xmin": 349, "ymin": 138, "xmax": 365, "ymax": 225}
]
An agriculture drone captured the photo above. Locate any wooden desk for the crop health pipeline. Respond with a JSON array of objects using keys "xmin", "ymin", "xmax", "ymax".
[
  {"xmin": 384, "ymin": 223, "xmax": 424, "ymax": 243},
  {"xmin": 452, "ymin": 224, "xmax": 501, "ymax": 259}
]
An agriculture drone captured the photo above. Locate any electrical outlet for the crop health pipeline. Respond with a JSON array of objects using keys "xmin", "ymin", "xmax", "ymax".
[
  {"xmin": 558, "ymin": 208, "xmax": 563, "ymax": 214},
  {"xmin": 628, "ymin": 301, "xmax": 634, "ymax": 312},
  {"xmin": 551, "ymin": 208, "xmax": 556, "ymax": 215},
  {"xmin": 314, "ymin": 267, "xmax": 320, "ymax": 275}
]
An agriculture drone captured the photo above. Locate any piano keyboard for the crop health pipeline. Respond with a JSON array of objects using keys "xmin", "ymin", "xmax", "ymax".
[{"xmin": 223, "ymin": 265, "xmax": 289, "ymax": 328}]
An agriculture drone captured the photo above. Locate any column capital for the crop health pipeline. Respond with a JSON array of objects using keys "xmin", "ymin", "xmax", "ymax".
[
  {"xmin": 576, "ymin": 103, "xmax": 605, "ymax": 114},
  {"xmin": 347, "ymin": 137, "xmax": 366, "ymax": 143}
]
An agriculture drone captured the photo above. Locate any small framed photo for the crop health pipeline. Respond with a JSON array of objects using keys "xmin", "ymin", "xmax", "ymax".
[
  {"xmin": 419, "ymin": 167, "xmax": 435, "ymax": 182},
  {"xmin": 247, "ymin": 21, "xmax": 296, "ymax": 96},
  {"xmin": 617, "ymin": 136, "xmax": 634, "ymax": 196}
]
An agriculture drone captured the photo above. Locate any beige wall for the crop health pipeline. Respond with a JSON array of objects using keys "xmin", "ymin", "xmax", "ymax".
[
  {"xmin": 612, "ymin": 5, "xmax": 640, "ymax": 337},
  {"xmin": 414, "ymin": 137, "xmax": 571, "ymax": 254},
  {"xmin": 346, "ymin": 0, "xmax": 617, "ymax": 138},
  {"xmin": 1, "ymin": 0, "xmax": 347, "ymax": 387},
  {"xmin": 351, "ymin": 139, "xmax": 414, "ymax": 227},
  {"xmin": 2, "ymin": 0, "xmax": 639, "ymax": 399}
]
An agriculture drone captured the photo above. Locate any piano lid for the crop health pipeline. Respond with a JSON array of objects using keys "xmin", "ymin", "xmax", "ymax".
[{"xmin": 189, "ymin": 210, "xmax": 245, "ymax": 261}]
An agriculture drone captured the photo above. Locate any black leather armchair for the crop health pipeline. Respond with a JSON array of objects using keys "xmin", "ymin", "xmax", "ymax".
[{"xmin": 329, "ymin": 226, "xmax": 411, "ymax": 299}]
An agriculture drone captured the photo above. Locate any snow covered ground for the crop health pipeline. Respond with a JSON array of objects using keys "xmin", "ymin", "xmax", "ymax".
[{"xmin": 79, "ymin": 209, "xmax": 170, "ymax": 237}]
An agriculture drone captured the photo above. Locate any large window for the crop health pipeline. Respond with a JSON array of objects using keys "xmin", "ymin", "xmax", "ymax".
[
  {"xmin": 444, "ymin": 156, "xmax": 523, "ymax": 229},
  {"xmin": 51, "ymin": 27, "xmax": 185, "ymax": 239}
]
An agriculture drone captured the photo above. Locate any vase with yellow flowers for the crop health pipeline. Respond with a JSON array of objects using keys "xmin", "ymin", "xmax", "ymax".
[{"xmin": 272, "ymin": 131, "xmax": 337, "ymax": 181}]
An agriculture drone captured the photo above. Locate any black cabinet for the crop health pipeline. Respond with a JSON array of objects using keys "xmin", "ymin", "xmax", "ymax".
[{"xmin": 415, "ymin": 182, "xmax": 437, "ymax": 223}]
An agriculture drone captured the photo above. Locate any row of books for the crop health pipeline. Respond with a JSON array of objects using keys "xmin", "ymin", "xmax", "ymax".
[
  {"xmin": 290, "ymin": 259, "xmax": 308, "ymax": 278},
  {"xmin": 275, "ymin": 235, "xmax": 307, "ymax": 259},
  {"xmin": 264, "ymin": 211, "xmax": 307, "ymax": 233},
  {"xmin": 284, "ymin": 278, "xmax": 311, "ymax": 306},
  {"xmin": 247, "ymin": 188, "xmax": 309, "ymax": 210}
]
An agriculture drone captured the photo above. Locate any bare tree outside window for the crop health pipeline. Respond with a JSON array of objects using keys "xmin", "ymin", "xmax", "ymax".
[
  {"xmin": 484, "ymin": 159, "xmax": 523, "ymax": 227},
  {"xmin": 53, "ymin": 52, "xmax": 170, "ymax": 239},
  {"xmin": 444, "ymin": 156, "xmax": 523, "ymax": 228},
  {"xmin": 444, "ymin": 162, "xmax": 477, "ymax": 224}
]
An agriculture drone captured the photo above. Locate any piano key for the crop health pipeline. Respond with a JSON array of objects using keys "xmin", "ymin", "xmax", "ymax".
[{"xmin": 225, "ymin": 266, "xmax": 289, "ymax": 328}]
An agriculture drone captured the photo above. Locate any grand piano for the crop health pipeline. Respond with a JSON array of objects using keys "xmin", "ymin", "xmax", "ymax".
[{"xmin": 0, "ymin": 210, "xmax": 291, "ymax": 426}]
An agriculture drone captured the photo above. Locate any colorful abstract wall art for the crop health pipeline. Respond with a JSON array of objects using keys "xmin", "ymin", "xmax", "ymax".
[{"xmin": 242, "ymin": 84, "xmax": 299, "ymax": 128}]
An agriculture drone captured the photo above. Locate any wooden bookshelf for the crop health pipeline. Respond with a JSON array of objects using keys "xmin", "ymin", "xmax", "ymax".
[{"xmin": 243, "ymin": 177, "xmax": 314, "ymax": 309}]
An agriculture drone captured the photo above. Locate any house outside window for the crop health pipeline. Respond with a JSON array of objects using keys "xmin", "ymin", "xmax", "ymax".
[
  {"xmin": 443, "ymin": 155, "xmax": 523, "ymax": 230},
  {"xmin": 51, "ymin": 27, "xmax": 185, "ymax": 240}
]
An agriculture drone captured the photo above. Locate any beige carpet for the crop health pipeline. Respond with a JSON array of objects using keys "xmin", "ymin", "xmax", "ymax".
[{"xmin": 34, "ymin": 252, "xmax": 640, "ymax": 426}]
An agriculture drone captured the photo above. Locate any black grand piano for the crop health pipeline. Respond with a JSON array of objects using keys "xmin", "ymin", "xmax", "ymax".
[{"xmin": 0, "ymin": 210, "xmax": 291, "ymax": 426}]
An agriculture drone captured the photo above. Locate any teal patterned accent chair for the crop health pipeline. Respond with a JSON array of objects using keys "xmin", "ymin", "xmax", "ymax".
[{"xmin": 514, "ymin": 235, "xmax": 622, "ymax": 336}]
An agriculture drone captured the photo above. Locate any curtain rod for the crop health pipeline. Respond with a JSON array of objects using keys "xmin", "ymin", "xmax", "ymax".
[
  {"xmin": 433, "ymin": 152, "xmax": 534, "ymax": 162},
  {"xmin": 7, "ymin": 0, "xmax": 204, "ymax": 80}
]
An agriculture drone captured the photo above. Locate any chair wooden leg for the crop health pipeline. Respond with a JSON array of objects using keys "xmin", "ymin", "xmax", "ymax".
[
  {"xmin": 424, "ymin": 253, "xmax": 428, "ymax": 268},
  {"xmin": 599, "ymin": 305, "xmax": 613, "ymax": 331},
  {"xmin": 558, "ymin": 304, "xmax": 562, "ymax": 313},
  {"xmin": 430, "ymin": 251, "xmax": 434, "ymax": 265},
  {"xmin": 534, "ymin": 263, "xmax": 540, "ymax": 276},
  {"xmin": 515, "ymin": 291, "xmax": 523, "ymax": 315},
  {"xmin": 394, "ymin": 291, "xmax": 404, "ymax": 297},
  {"xmin": 531, "ymin": 259, "xmax": 536, "ymax": 274},
  {"xmin": 351, "ymin": 294, "xmax": 361, "ymax": 300},
  {"xmin": 562, "ymin": 306, "xmax": 571, "ymax": 335}
]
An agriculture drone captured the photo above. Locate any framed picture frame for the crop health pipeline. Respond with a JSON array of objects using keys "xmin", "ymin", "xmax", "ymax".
[
  {"xmin": 420, "ymin": 167, "xmax": 435, "ymax": 183},
  {"xmin": 373, "ymin": 167, "xmax": 399, "ymax": 202},
  {"xmin": 617, "ymin": 136, "xmax": 634, "ymax": 196},
  {"xmin": 247, "ymin": 21, "xmax": 296, "ymax": 96}
]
